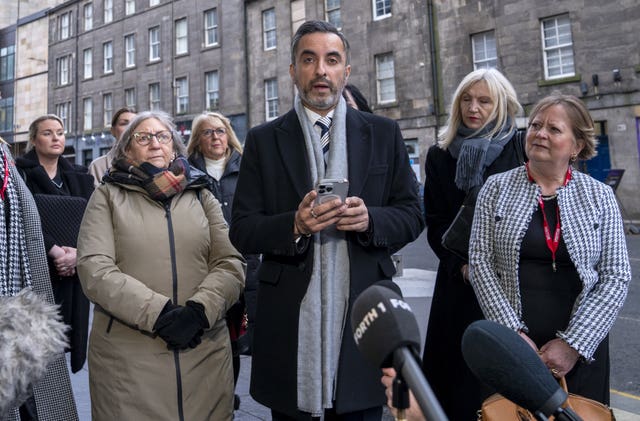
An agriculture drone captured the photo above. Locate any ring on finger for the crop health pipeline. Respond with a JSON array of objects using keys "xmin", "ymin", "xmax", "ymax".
[
  {"xmin": 551, "ymin": 368, "xmax": 559, "ymax": 375},
  {"xmin": 310, "ymin": 209, "xmax": 318, "ymax": 219}
]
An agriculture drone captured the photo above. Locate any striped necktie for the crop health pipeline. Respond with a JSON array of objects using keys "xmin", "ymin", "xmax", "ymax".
[{"xmin": 315, "ymin": 116, "xmax": 332, "ymax": 154}]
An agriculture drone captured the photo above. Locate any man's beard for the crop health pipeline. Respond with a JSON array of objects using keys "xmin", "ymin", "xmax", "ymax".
[{"xmin": 298, "ymin": 76, "xmax": 346, "ymax": 111}]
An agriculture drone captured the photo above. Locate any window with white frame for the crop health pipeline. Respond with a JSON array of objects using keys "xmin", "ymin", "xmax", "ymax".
[
  {"xmin": 175, "ymin": 18, "xmax": 188, "ymax": 55},
  {"xmin": 149, "ymin": 26, "xmax": 160, "ymax": 61},
  {"xmin": 104, "ymin": 0, "xmax": 113, "ymax": 23},
  {"xmin": 83, "ymin": 48, "xmax": 92, "ymax": 79},
  {"xmin": 149, "ymin": 83, "xmax": 160, "ymax": 110},
  {"xmin": 103, "ymin": 41, "xmax": 113, "ymax": 73},
  {"xmin": 0, "ymin": 46, "xmax": 15, "ymax": 81},
  {"xmin": 204, "ymin": 9, "xmax": 218, "ymax": 47},
  {"xmin": 59, "ymin": 12, "xmax": 71, "ymax": 40},
  {"xmin": 375, "ymin": 53, "xmax": 396, "ymax": 103},
  {"xmin": 205, "ymin": 70, "xmax": 219, "ymax": 110},
  {"xmin": 103, "ymin": 93, "xmax": 113, "ymax": 127},
  {"xmin": 175, "ymin": 77, "xmax": 188, "ymax": 114},
  {"xmin": 55, "ymin": 102, "xmax": 70, "ymax": 132},
  {"xmin": 83, "ymin": 98, "xmax": 92, "ymax": 131},
  {"xmin": 0, "ymin": 97, "xmax": 13, "ymax": 132},
  {"xmin": 541, "ymin": 14, "xmax": 575, "ymax": 79},
  {"xmin": 373, "ymin": 0, "xmax": 391, "ymax": 20},
  {"xmin": 125, "ymin": 87, "xmax": 136, "ymax": 108},
  {"xmin": 265, "ymin": 78, "xmax": 278, "ymax": 120},
  {"xmin": 125, "ymin": 34, "xmax": 136, "ymax": 68},
  {"xmin": 84, "ymin": 3, "xmax": 93, "ymax": 31},
  {"xmin": 472, "ymin": 30, "xmax": 497, "ymax": 70},
  {"xmin": 326, "ymin": 0, "xmax": 341, "ymax": 29},
  {"xmin": 125, "ymin": 0, "xmax": 135, "ymax": 15},
  {"xmin": 56, "ymin": 55, "xmax": 71, "ymax": 86},
  {"xmin": 150, "ymin": 0, "xmax": 160, "ymax": 6},
  {"xmin": 263, "ymin": 8, "xmax": 276, "ymax": 50}
]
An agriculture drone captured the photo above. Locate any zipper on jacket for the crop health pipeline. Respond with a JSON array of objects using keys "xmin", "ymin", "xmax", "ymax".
[
  {"xmin": 164, "ymin": 200, "xmax": 185, "ymax": 421},
  {"xmin": 106, "ymin": 316, "xmax": 114, "ymax": 334}
]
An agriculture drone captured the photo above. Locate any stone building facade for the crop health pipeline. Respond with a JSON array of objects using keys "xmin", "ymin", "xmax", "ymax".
[
  {"xmin": 47, "ymin": 0, "xmax": 247, "ymax": 166},
  {"xmin": 435, "ymin": 0, "xmax": 640, "ymax": 220},
  {"xmin": 3, "ymin": 0, "xmax": 639, "ymax": 218}
]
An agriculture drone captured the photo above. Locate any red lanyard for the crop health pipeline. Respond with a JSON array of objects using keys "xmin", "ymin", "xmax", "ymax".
[
  {"xmin": 0, "ymin": 153, "xmax": 8, "ymax": 201},
  {"xmin": 538, "ymin": 197, "xmax": 561, "ymax": 272},
  {"xmin": 526, "ymin": 163, "xmax": 572, "ymax": 272}
]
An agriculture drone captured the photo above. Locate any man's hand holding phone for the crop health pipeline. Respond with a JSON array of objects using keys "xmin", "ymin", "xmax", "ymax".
[
  {"xmin": 294, "ymin": 178, "xmax": 369, "ymax": 236},
  {"xmin": 295, "ymin": 189, "xmax": 347, "ymax": 237}
]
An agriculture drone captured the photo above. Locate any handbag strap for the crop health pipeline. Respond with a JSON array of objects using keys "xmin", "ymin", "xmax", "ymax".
[{"xmin": 513, "ymin": 130, "xmax": 527, "ymax": 165}]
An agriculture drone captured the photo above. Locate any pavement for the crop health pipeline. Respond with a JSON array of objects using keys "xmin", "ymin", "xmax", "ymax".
[{"xmin": 68, "ymin": 237, "xmax": 640, "ymax": 420}]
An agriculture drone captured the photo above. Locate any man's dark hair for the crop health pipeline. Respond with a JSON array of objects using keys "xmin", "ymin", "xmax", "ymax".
[{"xmin": 290, "ymin": 20, "xmax": 350, "ymax": 65}]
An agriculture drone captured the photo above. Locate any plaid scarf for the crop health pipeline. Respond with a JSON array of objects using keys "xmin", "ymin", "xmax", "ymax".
[
  {"xmin": 106, "ymin": 156, "xmax": 190, "ymax": 201},
  {"xmin": 0, "ymin": 147, "xmax": 33, "ymax": 297}
]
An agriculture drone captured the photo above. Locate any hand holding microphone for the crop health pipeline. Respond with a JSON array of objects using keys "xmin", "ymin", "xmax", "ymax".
[{"xmin": 351, "ymin": 281, "xmax": 448, "ymax": 421}]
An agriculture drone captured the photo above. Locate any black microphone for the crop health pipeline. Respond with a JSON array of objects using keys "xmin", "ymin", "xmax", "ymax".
[
  {"xmin": 351, "ymin": 282, "xmax": 448, "ymax": 421},
  {"xmin": 462, "ymin": 320, "xmax": 582, "ymax": 421}
]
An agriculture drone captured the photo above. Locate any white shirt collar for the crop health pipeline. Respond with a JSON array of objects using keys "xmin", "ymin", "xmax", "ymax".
[{"xmin": 304, "ymin": 107, "xmax": 335, "ymax": 124}]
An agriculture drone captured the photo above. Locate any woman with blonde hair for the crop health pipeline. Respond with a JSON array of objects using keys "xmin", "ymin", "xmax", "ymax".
[
  {"xmin": 187, "ymin": 112, "xmax": 259, "ymax": 411},
  {"xmin": 422, "ymin": 68, "xmax": 525, "ymax": 419},
  {"xmin": 16, "ymin": 114, "xmax": 94, "ymax": 375}
]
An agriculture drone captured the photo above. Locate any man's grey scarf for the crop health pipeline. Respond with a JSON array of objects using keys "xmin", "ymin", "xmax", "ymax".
[
  {"xmin": 0, "ymin": 147, "xmax": 33, "ymax": 297},
  {"xmin": 294, "ymin": 95, "xmax": 350, "ymax": 416},
  {"xmin": 448, "ymin": 119, "xmax": 516, "ymax": 192}
]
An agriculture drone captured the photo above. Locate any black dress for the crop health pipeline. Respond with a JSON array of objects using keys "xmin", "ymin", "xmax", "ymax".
[
  {"xmin": 519, "ymin": 197, "xmax": 610, "ymax": 404},
  {"xmin": 422, "ymin": 136, "xmax": 524, "ymax": 421}
]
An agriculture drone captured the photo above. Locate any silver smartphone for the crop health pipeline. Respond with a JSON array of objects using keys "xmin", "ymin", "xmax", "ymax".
[{"xmin": 315, "ymin": 178, "xmax": 349, "ymax": 205}]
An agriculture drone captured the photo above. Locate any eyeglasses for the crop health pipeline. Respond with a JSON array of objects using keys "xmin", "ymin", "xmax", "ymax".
[
  {"xmin": 201, "ymin": 128, "xmax": 226, "ymax": 138},
  {"xmin": 132, "ymin": 131, "xmax": 173, "ymax": 145}
]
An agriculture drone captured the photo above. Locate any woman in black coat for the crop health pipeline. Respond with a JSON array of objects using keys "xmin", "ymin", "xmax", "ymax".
[
  {"xmin": 16, "ymin": 114, "xmax": 94, "ymax": 375},
  {"xmin": 187, "ymin": 111, "xmax": 259, "ymax": 409},
  {"xmin": 422, "ymin": 68, "xmax": 525, "ymax": 420}
]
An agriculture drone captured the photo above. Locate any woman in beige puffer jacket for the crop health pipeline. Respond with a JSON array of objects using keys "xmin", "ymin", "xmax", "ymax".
[{"xmin": 77, "ymin": 111, "xmax": 245, "ymax": 421}]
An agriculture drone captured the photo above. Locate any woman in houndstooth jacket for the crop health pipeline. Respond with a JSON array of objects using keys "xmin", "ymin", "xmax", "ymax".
[{"xmin": 469, "ymin": 94, "xmax": 631, "ymax": 405}]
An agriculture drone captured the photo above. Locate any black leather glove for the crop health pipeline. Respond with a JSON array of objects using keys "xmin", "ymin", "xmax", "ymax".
[{"xmin": 154, "ymin": 301, "xmax": 209, "ymax": 350}]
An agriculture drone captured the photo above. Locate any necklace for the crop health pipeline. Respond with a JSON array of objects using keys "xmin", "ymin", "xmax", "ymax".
[
  {"xmin": 50, "ymin": 178, "xmax": 64, "ymax": 189},
  {"xmin": 541, "ymin": 194, "xmax": 558, "ymax": 201}
]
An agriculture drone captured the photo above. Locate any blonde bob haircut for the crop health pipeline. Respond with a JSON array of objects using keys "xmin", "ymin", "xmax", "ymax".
[
  {"xmin": 187, "ymin": 112, "xmax": 243, "ymax": 160},
  {"xmin": 438, "ymin": 68, "xmax": 521, "ymax": 150},
  {"xmin": 26, "ymin": 114, "xmax": 65, "ymax": 152},
  {"xmin": 527, "ymin": 93, "xmax": 598, "ymax": 160}
]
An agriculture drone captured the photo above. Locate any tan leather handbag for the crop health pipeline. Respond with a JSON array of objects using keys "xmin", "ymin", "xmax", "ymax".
[{"xmin": 478, "ymin": 377, "xmax": 615, "ymax": 420}]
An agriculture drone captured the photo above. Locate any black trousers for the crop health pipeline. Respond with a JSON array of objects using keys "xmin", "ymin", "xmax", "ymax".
[{"xmin": 271, "ymin": 406, "xmax": 382, "ymax": 421}]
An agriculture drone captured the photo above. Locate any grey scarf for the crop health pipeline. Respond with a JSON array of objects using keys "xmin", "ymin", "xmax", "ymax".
[
  {"xmin": 448, "ymin": 119, "xmax": 516, "ymax": 192},
  {"xmin": 0, "ymin": 147, "xmax": 33, "ymax": 297},
  {"xmin": 294, "ymin": 95, "xmax": 350, "ymax": 416}
]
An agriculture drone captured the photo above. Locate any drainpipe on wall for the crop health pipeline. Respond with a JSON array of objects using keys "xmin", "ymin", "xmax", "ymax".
[
  {"xmin": 73, "ymin": 2, "xmax": 80, "ymax": 164},
  {"xmin": 243, "ymin": 3, "xmax": 251, "ymax": 129},
  {"xmin": 427, "ymin": 0, "xmax": 440, "ymax": 140}
]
